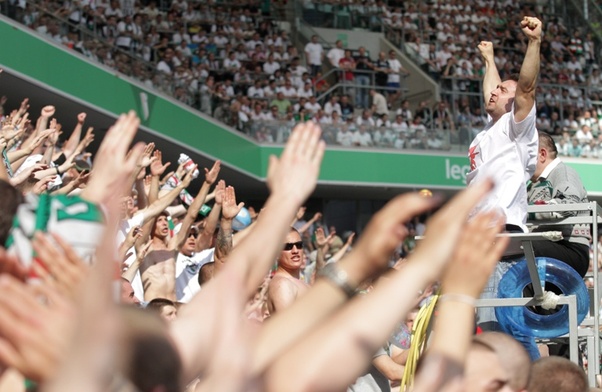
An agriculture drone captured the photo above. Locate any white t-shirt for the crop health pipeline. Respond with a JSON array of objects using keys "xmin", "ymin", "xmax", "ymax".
[
  {"xmin": 305, "ymin": 42, "xmax": 324, "ymax": 65},
  {"xmin": 387, "ymin": 59, "xmax": 403, "ymax": 83},
  {"xmin": 466, "ymin": 104, "xmax": 538, "ymax": 231},
  {"xmin": 263, "ymin": 61, "xmax": 281, "ymax": 75},
  {"xmin": 352, "ymin": 131, "xmax": 373, "ymax": 147},
  {"xmin": 175, "ymin": 248, "xmax": 215, "ymax": 303},
  {"xmin": 327, "ymin": 47, "xmax": 345, "ymax": 68}
]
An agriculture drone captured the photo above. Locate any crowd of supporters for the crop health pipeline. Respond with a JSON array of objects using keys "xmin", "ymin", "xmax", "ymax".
[{"xmin": 4, "ymin": 0, "xmax": 602, "ymax": 156}]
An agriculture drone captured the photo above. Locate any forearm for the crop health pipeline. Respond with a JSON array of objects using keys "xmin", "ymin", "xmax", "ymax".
[
  {"xmin": 329, "ymin": 243, "xmax": 350, "ymax": 263},
  {"xmin": 122, "ymin": 257, "xmax": 142, "ymax": 283},
  {"xmin": 427, "ymin": 297, "xmax": 474, "ymax": 364},
  {"xmin": 63, "ymin": 123, "xmax": 83, "ymax": 156},
  {"xmin": 6, "ymin": 147, "xmax": 31, "ymax": 163},
  {"xmin": 182, "ymin": 182, "xmax": 211, "ymax": 229},
  {"xmin": 195, "ymin": 202, "xmax": 221, "ymax": 252},
  {"xmin": 51, "ymin": 180, "xmax": 78, "ymax": 195},
  {"xmin": 214, "ymin": 219, "xmax": 233, "ymax": 268},
  {"xmin": 316, "ymin": 245, "xmax": 328, "ymax": 271},
  {"xmin": 134, "ymin": 178, "xmax": 148, "ymax": 210},
  {"xmin": 297, "ymin": 216, "xmax": 317, "ymax": 234},
  {"xmin": 232, "ymin": 220, "xmax": 254, "ymax": 247},
  {"xmin": 263, "ymin": 262, "xmax": 433, "ymax": 391},
  {"xmin": 482, "ymin": 57, "xmax": 501, "ymax": 103},
  {"xmin": 143, "ymin": 184, "xmax": 185, "ymax": 224},
  {"xmin": 149, "ymin": 175, "xmax": 160, "ymax": 204},
  {"xmin": 518, "ymin": 38, "xmax": 541, "ymax": 95},
  {"xmin": 41, "ymin": 145, "xmax": 53, "ymax": 165}
]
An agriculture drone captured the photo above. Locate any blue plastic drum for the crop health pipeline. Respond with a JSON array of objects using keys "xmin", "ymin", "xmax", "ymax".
[{"xmin": 496, "ymin": 257, "xmax": 589, "ymax": 338}]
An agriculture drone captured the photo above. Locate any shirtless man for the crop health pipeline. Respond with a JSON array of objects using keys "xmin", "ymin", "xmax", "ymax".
[
  {"xmin": 140, "ymin": 160, "xmax": 221, "ymax": 301},
  {"xmin": 267, "ymin": 228, "xmax": 309, "ymax": 313},
  {"xmin": 138, "ymin": 164, "xmax": 201, "ymax": 301}
]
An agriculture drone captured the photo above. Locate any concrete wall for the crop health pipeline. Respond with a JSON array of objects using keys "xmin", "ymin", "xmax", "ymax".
[{"xmin": 312, "ymin": 27, "xmax": 382, "ymax": 50}]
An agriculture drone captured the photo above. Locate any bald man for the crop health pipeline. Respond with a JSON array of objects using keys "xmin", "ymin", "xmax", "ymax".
[
  {"xmin": 528, "ymin": 356, "xmax": 588, "ymax": 392},
  {"xmin": 473, "ymin": 332, "xmax": 531, "ymax": 392},
  {"xmin": 464, "ymin": 332, "xmax": 531, "ymax": 392}
]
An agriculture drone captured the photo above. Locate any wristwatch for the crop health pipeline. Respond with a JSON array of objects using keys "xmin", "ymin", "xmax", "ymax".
[{"xmin": 318, "ymin": 262, "xmax": 357, "ymax": 298}]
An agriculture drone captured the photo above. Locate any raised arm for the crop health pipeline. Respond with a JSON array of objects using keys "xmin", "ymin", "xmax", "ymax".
[
  {"xmin": 213, "ymin": 185, "xmax": 244, "ymax": 271},
  {"xmin": 62, "ymin": 112, "xmax": 86, "ymax": 158},
  {"xmin": 172, "ymin": 160, "xmax": 221, "ymax": 251},
  {"xmin": 196, "ymin": 180, "xmax": 224, "ymax": 252},
  {"xmin": 514, "ymin": 16, "xmax": 542, "ymax": 122},
  {"xmin": 263, "ymin": 180, "xmax": 499, "ymax": 392},
  {"xmin": 478, "ymin": 41, "xmax": 501, "ymax": 106},
  {"xmin": 169, "ymin": 121, "xmax": 325, "ymax": 383}
]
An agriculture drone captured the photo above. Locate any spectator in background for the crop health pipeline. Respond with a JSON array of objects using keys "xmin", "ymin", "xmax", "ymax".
[
  {"xmin": 339, "ymin": 50, "xmax": 356, "ymax": 101},
  {"xmin": 304, "ymin": 35, "xmax": 324, "ymax": 76},
  {"xmin": 370, "ymin": 89, "xmax": 388, "ymax": 118},
  {"xmin": 354, "ymin": 46, "xmax": 373, "ymax": 109},
  {"xmin": 327, "ymin": 39, "xmax": 345, "ymax": 69},
  {"xmin": 386, "ymin": 50, "xmax": 408, "ymax": 107}
]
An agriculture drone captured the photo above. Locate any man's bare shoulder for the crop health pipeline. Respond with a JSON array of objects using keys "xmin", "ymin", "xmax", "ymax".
[{"xmin": 269, "ymin": 274, "xmax": 298, "ymax": 291}]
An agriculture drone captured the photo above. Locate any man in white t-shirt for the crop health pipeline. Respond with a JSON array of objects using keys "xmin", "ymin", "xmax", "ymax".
[
  {"xmin": 304, "ymin": 35, "xmax": 324, "ymax": 76},
  {"xmin": 469, "ymin": 17, "xmax": 543, "ymax": 361},
  {"xmin": 327, "ymin": 40, "xmax": 345, "ymax": 69},
  {"xmin": 175, "ymin": 226, "xmax": 215, "ymax": 303},
  {"xmin": 467, "ymin": 18, "xmax": 541, "ymax": 232}
]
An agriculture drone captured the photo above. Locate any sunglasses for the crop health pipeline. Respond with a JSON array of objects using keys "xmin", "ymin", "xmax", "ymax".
[{"xmin": 283, "ymin": 241, "xmax": 303, "ymax": 251}]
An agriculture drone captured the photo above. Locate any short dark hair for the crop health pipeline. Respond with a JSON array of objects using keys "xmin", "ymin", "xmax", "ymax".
[
  {"xmin": 506, "ymin": 73, "xmax": 520, "ymax": 82},
  {"xmin": 538, "ymin": 132, "xmax": 558, "ymax": 159},
  {"xmin": 146, "ymin": 298, "xmax": 176, "ymax": 312},
  {"xmin": 528, "ymin": 356, "xmax": 588, "ymax": 392}
]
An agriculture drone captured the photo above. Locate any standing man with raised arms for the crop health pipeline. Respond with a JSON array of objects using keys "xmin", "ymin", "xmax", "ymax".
[
  {"xmin": 468, "ymin": 16, "xmax": 543, "ymax": 359},
  {"xmin": 467, "ymin": 16, "xmax": 542, "ymax": 233}
]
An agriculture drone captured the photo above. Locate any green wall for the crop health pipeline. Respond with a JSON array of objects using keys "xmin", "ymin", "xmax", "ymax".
[{"xmin": 2, "ymin": 17, "xmax": 601, "ymax": 193}]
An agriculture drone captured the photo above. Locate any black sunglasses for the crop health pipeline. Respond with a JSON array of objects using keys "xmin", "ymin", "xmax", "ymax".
[{"xmin": 283, "ymin": 241, "xmax": 303, "ymax": 251}]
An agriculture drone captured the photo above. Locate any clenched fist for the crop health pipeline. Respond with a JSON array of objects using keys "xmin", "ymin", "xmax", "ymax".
[{"xmin": 521, "ymin": 16, "xmax": 542, "ymax": 40}]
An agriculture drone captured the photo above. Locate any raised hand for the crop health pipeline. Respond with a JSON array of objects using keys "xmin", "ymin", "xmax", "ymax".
[
  {"xmin": 222, "ymin": 185, "xmax": 244, "ymax": 220},
  {"xmin": 150, "ymin": 149, "xmax": 170, "ymax": 177},
  {"xmin": 32, "ymin": 176, "xmax": 56, "ymax": 194},
  {"xmin": 9, "ymin": 163, "xmax": 48, "ymax": 187},
  {"xmin": 204, "ymin": 160, "xmax": 221, "ymax": 185},
  {"xmin": 40, "ymin": 105, "xmax": 55, "ymax": 119},
  {"xmin": 315, "ymin": 227, "xmax": 335, "ymax": 249},
  {"xmin": 214, "ymin": 179, "xmax": 226, "ymax": 205},
  {"xmin": 477, "ymin": 41, "xmax": 494, "ymax": 62},
  {"xmin": 521, "ymin": 16, "xmax": 542, "ymax": 40},
  {"xmin": 138, "ymin": 142, "xmax": 156, "ymax": 168},
  {"xmin": 0, "ymin": 274, "xmax": 74, "ymax": 382},
  {"xmin": 411, "ymin": 179, "xmax": 496, "ymax": 279},
  {"xmin": 349, "ymin": 193, "xmax": 441, "ymax": 278},
  {"xmin": 180, "ymin": 164, "xmax": 197, "ymax": 188},
  {"xmin": 81, "ymin": 127, "xmax": 94, "ymax": 149},
  {"xmin": 17, "ymin": 98, "xmax": 29, "ymax": 117},
  {"xmin": 77, "ymin": 112, "xmax": 86, "ymax": 124},
  {"xmin": 266, "ymin": 121, "xmax": 325, "ymax": 204},
  {"xmin": 345, "ymin": 232, "xmax": 355, "ymax": 246},
  {"xmin": 31, "ymin": 232, "xmax": 89, "ymax": 300},
  {"xmin": 122, "ymin": 225, "xmax": 142, "ymax": 252},
  {"xmin": 441, "ymin": 210, "xmax": 508, "ymax": 297},
  {"xmin": 81, "ymin": 111, "xmax": 145, "ymax": 204}
]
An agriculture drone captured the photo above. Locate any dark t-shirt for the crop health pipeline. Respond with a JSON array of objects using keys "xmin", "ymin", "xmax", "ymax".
[{"xmin": 374, "ymin": 59, "xmax": 389, "ymax": 86}]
